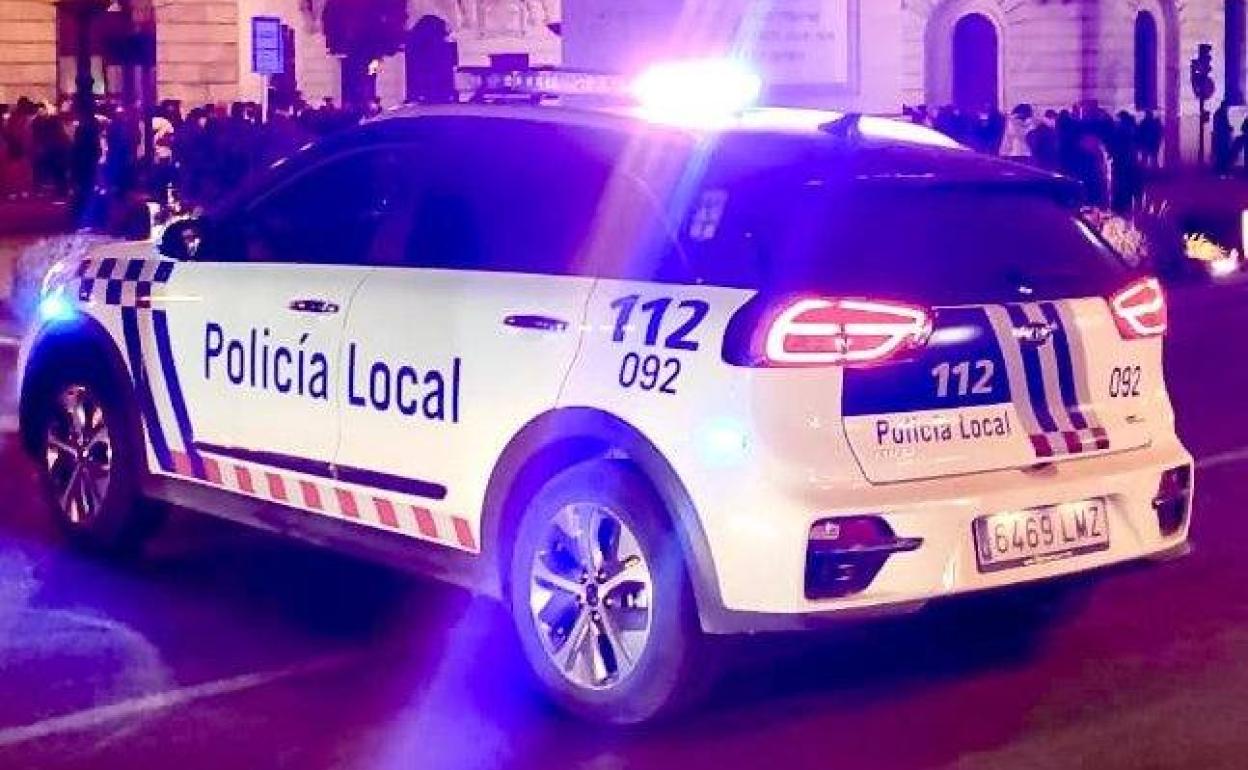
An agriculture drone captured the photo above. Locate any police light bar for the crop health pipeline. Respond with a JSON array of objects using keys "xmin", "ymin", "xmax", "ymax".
[
  {"xmin": 458, "ymin": 58, "xmax": 763, "ymax": 124},
  {"xmin": 631, "ymin": 59, "xmax": 762, "ymax": 125},
  {"xmin": 458, "ymin": 66, "xmax": 628, "ymax": 104}
]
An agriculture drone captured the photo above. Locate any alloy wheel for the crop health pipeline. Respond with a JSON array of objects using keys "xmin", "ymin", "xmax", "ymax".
[
  {"xmin": 43, "ymin": 384, "xmax": 113, "ymax": 526},
  {"xmin": 528, "ymin": 502, "xmax": 654, "ymax": 690}
]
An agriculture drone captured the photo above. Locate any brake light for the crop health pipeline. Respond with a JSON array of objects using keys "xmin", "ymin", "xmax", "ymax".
[
  {"xmin": 757, "ymin": 298, "xmax": 932, "ymax": 367},
  {"xmin": 1110, "ymin": 277, "xmax": 1167, "ymax": 339}
]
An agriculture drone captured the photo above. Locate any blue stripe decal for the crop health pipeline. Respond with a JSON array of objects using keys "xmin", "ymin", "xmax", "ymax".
[
  {"xmin": 152, "ymin": 308, "xmax": 204, "ymax": 478},
  {"xmin": 1039, "ymin": 302, "xmax": 1089, "ymax": 431},
  {"xmin": 1005, "ymin": 304, "xmax": 1060, "ymax": 434},
  {"xmin": 105, "ymin": 280, "xmax": 123, "ymax": 306},
  {"xmin": 124, "ymin": 259, "xmax": 144, "ymax": 281},
  {"xmin": 154, "ymin": 261, "xmax": 174, "ymax": 283},
  {"xmin": 98, "ymin": 257, "xmax": 118, "ymax": 279},
  {"xmin": 121, "ymin": 307, "xmax": 173, "ymax": 472}
]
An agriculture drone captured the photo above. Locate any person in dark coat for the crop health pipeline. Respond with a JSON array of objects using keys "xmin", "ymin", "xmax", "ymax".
[
  {"xmin": 32, "ymin": 102, "xmax": 70, "ymax": 197},
  {"xmin": 1138, "ymin": 110, "xmax": 1163, "ymax": 168},
  {"xmin": 1213, "ymin": 101, "xmax": 1234, "ymax": 175},
  {"xmin": 1110, "ymin": 111, "xmax": 1142, "ymax": 212},
  {"xmin": 406, "ymin": 15, "xmax": 459, "ymax": 104},
  {"xmin": 69, "ymin": 111, "xmax": 102, "ymax": 223},
  {"xmin": 104, "ymin": 104, "xmax": 140, "ymax": 196}
]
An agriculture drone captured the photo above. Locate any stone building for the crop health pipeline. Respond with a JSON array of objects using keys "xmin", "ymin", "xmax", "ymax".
[
  {"xmin": 0, "ymin": 0, "xmax": 1242, "ymax": 161},
  {"xmin": 0, "ymin": 0, "xmax": 559, "ymax": 108},
  {"xmin": 565, "ymin": 0, "xmax": 1237, "ymax": 162}
]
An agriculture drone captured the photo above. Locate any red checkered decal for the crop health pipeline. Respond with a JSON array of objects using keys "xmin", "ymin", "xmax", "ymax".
[
  {"xmin": 169, "ymin": 452, "xmax": 478, "ymax": 553},
  {"xmin": 1030, "ymin": 427, "xmax": 1111, "ymax": 458}
]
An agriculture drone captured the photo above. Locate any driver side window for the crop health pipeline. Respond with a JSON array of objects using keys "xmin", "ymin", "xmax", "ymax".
[{"xmin": 229, "ymin": 148, "xmax": 405, "ymax": 265}]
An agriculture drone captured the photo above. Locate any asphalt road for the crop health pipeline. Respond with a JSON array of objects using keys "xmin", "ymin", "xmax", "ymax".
[{"xmin": 1, "ymin": 284, "xmax": 1248, "ymax": 770}]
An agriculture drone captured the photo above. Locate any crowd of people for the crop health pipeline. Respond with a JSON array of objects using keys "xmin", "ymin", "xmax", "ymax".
[
  {"xmin": 0, "ymin": 94, "xmax": 383, "ymax": 218},
  {"xmin": 904, "ymin": 102, "xmax": 1173, "ymax": 212},
  {"xmin": 0, "ymin": 90, "xmax": 1244, "ymax": 225}
]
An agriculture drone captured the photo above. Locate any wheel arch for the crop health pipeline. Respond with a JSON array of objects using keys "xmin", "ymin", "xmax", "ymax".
[
  {"xmin": 19, "ymin": 316, "xmax": 137, "ymax": 459},
  {"xmin": 480, "ymin": 407, "xmax": 724, "ymax": 625}
]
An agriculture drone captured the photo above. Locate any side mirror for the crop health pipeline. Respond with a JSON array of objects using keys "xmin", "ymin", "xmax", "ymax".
[
  {"xmin": 157, "ymin": 217, "xmax": 204, "ymax": 261},
  {"xmin": 108, "ymin": 197, "xmax": 156, "ymax": 242}
]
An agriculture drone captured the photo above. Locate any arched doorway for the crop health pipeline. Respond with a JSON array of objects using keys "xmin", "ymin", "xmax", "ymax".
[
  {"xmin": 951, "ymin": 13, "xmax": 999, "ymax": 110},
  {"xmin": 1135, "ymin": 10, "xmax": 1159, "ymax": 110}
]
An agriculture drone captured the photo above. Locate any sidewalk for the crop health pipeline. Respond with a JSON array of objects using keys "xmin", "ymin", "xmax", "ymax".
[{"xmin": 0, "ymin": 197, "xmax": 71, "ymax": 237}]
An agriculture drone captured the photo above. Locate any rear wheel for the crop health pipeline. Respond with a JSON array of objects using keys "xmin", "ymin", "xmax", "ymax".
[
  {"xmin": 34, "ymin": 364, "xmax": 161, "ymax": 553},
  {"xmin": 507, "ymin": 461, "xmax": 711, "ymax": 724}
]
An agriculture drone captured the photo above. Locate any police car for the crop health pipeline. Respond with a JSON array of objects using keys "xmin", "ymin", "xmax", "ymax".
[{"xmin": 17, "ymin": 61, "xmax": 1193, "ymax": 724}]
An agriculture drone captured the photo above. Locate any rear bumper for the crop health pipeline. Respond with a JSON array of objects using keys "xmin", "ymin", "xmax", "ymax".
[
  {"xmin": 700, "ymin": 538, "xmax": 1192, "ymax": 634},
  {"xmin": 693, "ymin": 440, "xmax": 1194, "ymax": 633}
]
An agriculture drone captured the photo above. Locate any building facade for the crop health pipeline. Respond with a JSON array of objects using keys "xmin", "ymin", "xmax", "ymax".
[
  {"xmin": 0, "ymin": 0, "xmax": 1240, "ymax": 160},
  {"xmin": 565, "ymin": 0, "xmax": 1234, "ymax": 162}
]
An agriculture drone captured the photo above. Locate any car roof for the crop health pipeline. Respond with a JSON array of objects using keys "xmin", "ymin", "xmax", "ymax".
[
  {"xmin": 216, "ymin": 102, "xmax": 1077, "ymax": 215},
  {"xmin": 365, "ymin": 102, "xmax": 1072, "ymax": 190}
]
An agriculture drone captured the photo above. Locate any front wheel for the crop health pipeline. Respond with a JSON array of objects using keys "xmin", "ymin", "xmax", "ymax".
[
  {"xmin": 33, "ymin": 365, "xmax": 161, "ymax": 553},
  {"xmin": 508, "ymin": 461, "xmax": 711, "ymax": 725}
]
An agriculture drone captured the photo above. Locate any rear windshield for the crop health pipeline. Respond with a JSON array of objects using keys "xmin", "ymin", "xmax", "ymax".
[{"xmin": 681, "ymin": 182, "xmax": 1133, "ymax": 305}]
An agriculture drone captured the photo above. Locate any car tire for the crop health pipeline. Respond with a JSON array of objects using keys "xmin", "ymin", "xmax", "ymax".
[
  {"xmin": 31, "ymin": 360, "xmax": 163, "ymax": 554},
  {"xmin": 507, "ymin": 460, "xmax": 712, "ymax": 725}
]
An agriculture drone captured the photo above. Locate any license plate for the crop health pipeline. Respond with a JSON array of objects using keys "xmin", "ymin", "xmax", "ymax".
[{"xmin": 973, "ymin": 499, "xmax": 1110, "ymax": 573}]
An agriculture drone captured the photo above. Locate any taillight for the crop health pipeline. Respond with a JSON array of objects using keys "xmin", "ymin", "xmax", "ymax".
[
  {"xmin": 750, "ymin": 298, "xmax": 931, "ymax": 367},
  {"xmin": 1110, "ymin": 277, "xmax": 1167, "ymax": 339}
]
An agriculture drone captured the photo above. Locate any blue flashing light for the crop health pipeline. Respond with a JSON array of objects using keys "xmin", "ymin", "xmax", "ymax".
[
  {"xmin": 631, "ymin": 59, "xmax": 762, "ymax": 127},
  {"xmin": 38, "ymin": 292, "xmax": 76, "ymax": 324}
]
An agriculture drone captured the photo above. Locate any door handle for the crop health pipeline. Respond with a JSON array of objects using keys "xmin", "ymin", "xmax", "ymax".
[
  {"xmin": 288, "ymin": 299, "xmax": 340, "ymax": 315},
  {"xmin": 504, "ymin": 314, "xmax": 569, "ymax": 333}
]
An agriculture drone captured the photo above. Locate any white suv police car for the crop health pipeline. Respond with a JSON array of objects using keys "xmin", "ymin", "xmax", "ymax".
[{"xmin": 17, "ymin": 68, "xmax": 1193, "ymax": 724}]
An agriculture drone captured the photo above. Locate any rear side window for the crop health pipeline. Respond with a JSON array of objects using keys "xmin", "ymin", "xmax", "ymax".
[
  {"xmin": 403, "ymin": 119, "xmax": 620, "ymax": 276},
  {"xmin": 680, "ymin": 178, "xmax": 1132, "ymax": 304}
]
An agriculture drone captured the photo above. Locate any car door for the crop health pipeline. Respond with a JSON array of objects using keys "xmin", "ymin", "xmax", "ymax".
[
  {"xmin": 158, "ymin": 143, "xmax": 407, "ymax": 488},
  {"xmin": 333, "ymin": 117, "xmax": 612, "ymax": 551}
]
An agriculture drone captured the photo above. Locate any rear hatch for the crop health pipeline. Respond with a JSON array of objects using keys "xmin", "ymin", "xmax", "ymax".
[
  {"xmin": 697, "ymin": 165, "xmax": 1165, "ymax": 484},
  {"xmin": 806, "ymin": 188, "xmax": 1162, "ymax": 483}
]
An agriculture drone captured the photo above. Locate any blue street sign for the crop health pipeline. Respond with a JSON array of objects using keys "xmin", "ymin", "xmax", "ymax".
[{"xmin": 252, "ymin": 16, "xmax": 285, "ymax": 76}]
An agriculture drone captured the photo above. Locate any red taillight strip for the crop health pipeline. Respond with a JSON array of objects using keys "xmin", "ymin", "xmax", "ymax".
[
  {"xmin": 763, "ymin": 298, "xmax": 932, "ymax": 366},
  {"xmin": 1110, "ymin": 277, "xmax": 1167, "ymax": 339},
  {"xmin": 1118, "ymin": 275, "xmax": 1163, "ymax": 336}
]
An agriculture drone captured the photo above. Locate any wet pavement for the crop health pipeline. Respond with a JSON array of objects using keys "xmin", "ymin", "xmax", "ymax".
[{"xmin": 0, "ymin": 283, "xmax": 1244, "ymax": 769}]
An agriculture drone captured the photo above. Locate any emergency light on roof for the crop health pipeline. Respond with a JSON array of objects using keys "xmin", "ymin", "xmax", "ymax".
[
  {"xmin": 459, "ymin": 67, "xmax": 627, "ymax": 103},
  {"xmin": 630, "ymin": 59, "xmax": 763, "ymax": 127},
  {"xmin": 460, "ymin": 58, "xmax": 762, "ymax": 126}
]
